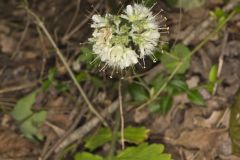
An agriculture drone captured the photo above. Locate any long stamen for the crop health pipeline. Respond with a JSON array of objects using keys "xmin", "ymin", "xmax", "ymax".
[
  {"xmin": 110, "ymin": 66, "xmax": 115, "ymax": 78},
  {"xmin": 90, "ymin": 56, "xmax": 100, "ymax": 64},
  {"xmin": 100, "ymin": 63, "xmax": 108, "ymax": 72}
]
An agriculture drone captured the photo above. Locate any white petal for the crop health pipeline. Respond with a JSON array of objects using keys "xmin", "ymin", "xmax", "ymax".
[{"xmin": 126, "ymin": 5, "xmax": 133, "ymax": 16}]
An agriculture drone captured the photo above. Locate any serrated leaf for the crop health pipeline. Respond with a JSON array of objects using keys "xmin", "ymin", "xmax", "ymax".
[
  {"xmin": 161, "ymin": 44, "xmax": 191, "ymax": 74},
  {"xmin": 123, "ymin": 126, "xmax": 149, "ymax": 144},
  {"xmin": 20, "ymin": 111, "xmax": 47, "ymax": 140},
  {"xmin": 11, "ymin": 91, "xmax": 38, "ymax": 121},
  {"xmin": 129, "ymin": 84, "xmax": 149, "ymax": 102},
  {"xmin": 85, "ymin": 126, "xmax": 150, "ymax": 151},
  {"xmin": 187, "ymin": 89, "xmax": 205, "ymax": 106},
  {"xmin": 74, "ymin": 152, "xmax": 103, "ymax": 160},
  {"xmin": 84, "ymin": 128, "xmax": 112, "ymax": 151},
  {"xmin": 11, "ymin": 91, "xmax": 47, "ymax": 141},
  {"xmin": 115, "ymin": 143, "xmax": 172, "ymax": 160}
]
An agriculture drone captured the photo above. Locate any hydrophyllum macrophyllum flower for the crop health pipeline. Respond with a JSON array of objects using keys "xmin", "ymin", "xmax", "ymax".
[{"xmin": 89, "ymin": 3, "xmax": 168, "ymax": 76}]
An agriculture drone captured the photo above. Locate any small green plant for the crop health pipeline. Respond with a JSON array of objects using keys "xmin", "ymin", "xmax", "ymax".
[
  {"xmin": 11, "ymin": 91, "xmax": 47, "ymax": 141},
  {"xmin": 129, "ymin": 75, "xmax": 204, "ymax": 113},
  {"xmin": 84, "ymin": 126, "xmax": 149, "ymax": 151},
  {"xmin": 70, "ymin": 125, "xmax": 172, "ymax": 159},
  {"xmin": 128, "ymin": 43, "xmax": 204, "ymax": 113}
]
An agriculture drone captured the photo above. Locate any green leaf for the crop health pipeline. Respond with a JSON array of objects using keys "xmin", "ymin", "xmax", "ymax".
[
  {"xmin": 161, "ymin": 44, "xmax": 191, "ymax": 74},
  {"xmin": 115, "ymin": 143, "xmax": 172, "ymax": 160},
  {"xmin": 74, "ymin": 152, "xmax": 103, "ymax": 160},
  {"xmin": 124, "ymin": 126, "xmax": 149, "ymax": 144},
  {"xmin": 210, "ymin": 7, "xmax": 227, "ymax": 24},
  {"xmin": 159, "ymin": 95, "xmax": 173, "ymax": 113},
  {"xmin": 151, "ymin": 74, "xmax": 165, "ymax": 92},
  {"xmin": 169, "ymin": 79, "xmax": 188, "ymax": 92},
  {"xmin": 148, "ymin": 103, "xmax": 161, "ymax": 113},
  {"xmin": 76, "ymin": 71, "xmax": 88, "ymax": 82},
  {"xmin": 11, "ymin": 91, "xmax": 38, "ymax": 121},
  {"xmin": 208, "ymin": 65, "xmax": 218, "ymax": 83},
  {"xmin": 85, "ymin": 128, "xmax": 112, "ymax": 151},
  {"xmin": 129, "ymin": 84, "xmax": 149, "ymax": 102},
  {"xmin": 187, "ymin": 89, "xmax": 205, "ymax": 106},
  {"xmin": 148, "ymin": 94, "xmax": 173, "ymax": 113},
  {"xmin": 11, "ymin": 91, "xmax": 47, "ymax": 140},
  {"xmin": 85, "ymin": 126, "xmax": 150, "ymax": 151},
  {"xmin": 20, "ymin": 111, "xmax": 47, "ymax": 140}
]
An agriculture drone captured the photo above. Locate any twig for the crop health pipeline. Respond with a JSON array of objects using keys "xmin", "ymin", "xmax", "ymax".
[
  {"xmin": 0, "ymin": 81, "xmax": 38, "ymax": 94},
  {"xmin": 55, "ymin": 100, "xmax": 119, "ymax": 152},
  {"xmin": 213, "ymin": 30, "xmax": 229, "ymax": 95},
  {"xmin": 40, "ymin": 108, "xmax": 87, "ymax": 160},
  {"xmin": 64, "ymin": 0, "xmax": 81, "ymax": 36},
  {"xmin": 24, "ymin": 7, "xmax": 108, "ymax": 127},
  {"xmin": 61, "ymin": 0, "xmax": 103, "ymax": 42},
  {"xmin": 118, "ymin": 80, "xmax": 125, "ymax": 150},
  {"xmin": 12, "ymin": 20, "xmax": 30, "ymax": 58}
]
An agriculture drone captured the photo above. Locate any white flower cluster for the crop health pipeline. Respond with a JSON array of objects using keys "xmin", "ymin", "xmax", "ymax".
[{"xmin": 89, "ymin": 3, "xmax": 166, "ymax": 70}]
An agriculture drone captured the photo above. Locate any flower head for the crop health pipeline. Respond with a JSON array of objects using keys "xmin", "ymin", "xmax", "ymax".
[{"xmin": 89, "ymin": 3, "xmax": 167, "ymax": 72}]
